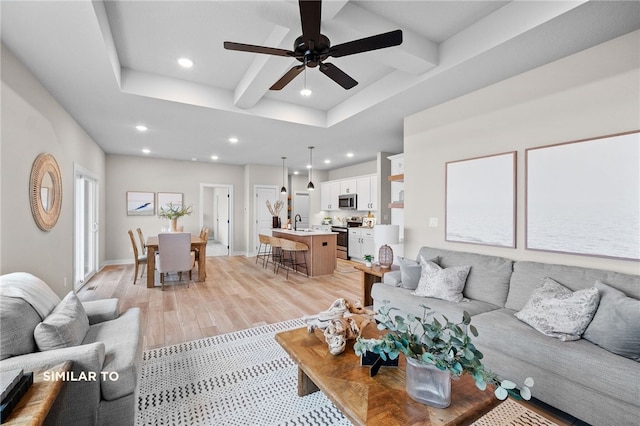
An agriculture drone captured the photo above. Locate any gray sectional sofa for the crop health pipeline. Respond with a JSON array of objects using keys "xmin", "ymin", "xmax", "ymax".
[
  {"xmin": 0, "ymin": 273, "xmax": 142, "ymax": 425},
  {"xmin": 372, "ymin": 246, "xmax": 640, "ymax": 426}
]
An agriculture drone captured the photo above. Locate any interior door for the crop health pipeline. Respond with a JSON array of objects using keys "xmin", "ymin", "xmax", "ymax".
[{"xmin": 74, "ymin": 168, "xmax": 98, "ymax": 290}]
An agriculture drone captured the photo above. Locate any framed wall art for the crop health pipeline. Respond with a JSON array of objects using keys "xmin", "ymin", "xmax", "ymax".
[
  {"xmin": 157, "ymin": 192, "xmax": 183, "ymax": 212},
  {"xmin": 127, "ymin": 191, "xmax": 154, "ymax": 216},
  {"xmin": 446, "ymin": 151, "xmax": 516, "ymax": 248},
  {"xmin": 526, "ymin": 131, "xmax": 639, "ymax": 260}
]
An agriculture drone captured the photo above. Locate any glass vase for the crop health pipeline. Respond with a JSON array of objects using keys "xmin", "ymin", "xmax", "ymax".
[{"xmin": 405, "ymin": 357, "xmax": 451, "ymax": 408}]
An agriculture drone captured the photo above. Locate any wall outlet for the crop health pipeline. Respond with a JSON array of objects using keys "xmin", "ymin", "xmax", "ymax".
[
  {"xmin": 63, "ymin": 277, "xmax": 67, "ymax": 287},
  {"xmin": 428, "ymin": 217, "xmax": 439, "ymax": 227}
]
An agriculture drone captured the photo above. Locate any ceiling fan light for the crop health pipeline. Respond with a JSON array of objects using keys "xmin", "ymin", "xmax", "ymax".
[{"xmin": 300, "ymin": 88, "xmax": 312, "ymax": 97}]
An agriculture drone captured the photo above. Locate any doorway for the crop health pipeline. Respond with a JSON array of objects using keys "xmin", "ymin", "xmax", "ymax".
[
  {"xmin": 200, "ymin": 184, "xmax": 233, "ymax": 256},
  {"xmin": 74, "ymin": 165, "xmax": 99, "ymax": 291}
]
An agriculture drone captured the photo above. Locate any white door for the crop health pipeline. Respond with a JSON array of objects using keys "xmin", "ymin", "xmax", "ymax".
[
  {"xmin": 74, "ymin": 167, "xmax": 98, "ymax": 290},
  {"xmin": 255, "ymin": 186, "xmax": 277, "ymax": 253},
  {"xmin": 214, "ymin": 187, "xmax": 230, "ymax": 247},
  {"xmin": 199, "ymin": 184, "xmax": 233, "ymax": 256}
]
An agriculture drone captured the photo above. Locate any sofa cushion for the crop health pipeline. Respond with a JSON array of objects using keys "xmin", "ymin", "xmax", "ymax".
[
  {"xmin": 372, "ymin": 283, "xmax": 499, "ymax": 323},
  {"xmin": 506, "ymin": 261, "xmax": 640, "ymax": 311},
  {"xmin": 0, "ymin": 296, "xmax": 41, "ymax": 360},
  {"xmin": 397, "ymin": 257, "xmax": 422, "ymax": 290},
  {"xmin": 515, "ymin": 277, "xmax": 600, "ymax": 341},
  {"xmin": 83, "ymin": 308, "xmax": 142, "ymax": 401},
  {"xmin": 583, "ymin": 280, "xmax": 640, "ymax": 361},
  {"xmin": 417, "ymin": 247, "xmax": 513, "ymax": 307},
  {"xmin": 473, "ymin": 308, "xmax": 640, "ymax": 408},
  {"xmin": 413, "ymin": 259, "xmax": 470, "ymax": 302},
  {"xmin": 34, "ymin": 292, "xmax": 90, "ymax": 351},
  {"xmin": 383, "ymin": 270, "xmax": 401, "ymax": 286}
]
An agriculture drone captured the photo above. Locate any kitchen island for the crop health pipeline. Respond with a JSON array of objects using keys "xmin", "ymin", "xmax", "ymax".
[{"xmin": 272, "ymin": 229, "xmax": 337, "ymax": 276}]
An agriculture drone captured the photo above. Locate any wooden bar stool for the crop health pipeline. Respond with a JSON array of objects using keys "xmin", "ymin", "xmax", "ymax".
[
  {"xmin": 266, "ymin": 237, "xmax": 284, "ymax": 273},
  {"xmin": 256, "ymin": 234, "xmax": 272, "ymax": 268},
  {"xmin": 277, "ymin": 239, "xmax": 309, "ymax": 279}
]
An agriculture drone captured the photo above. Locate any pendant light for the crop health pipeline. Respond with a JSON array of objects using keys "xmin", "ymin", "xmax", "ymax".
[
  {"xmin": 307, "ymin": 146, "xmax": 315, "ymax": 191},
  {"xmin": 280, "ymin": 156, "xmax": 287, "ymax": 194}
]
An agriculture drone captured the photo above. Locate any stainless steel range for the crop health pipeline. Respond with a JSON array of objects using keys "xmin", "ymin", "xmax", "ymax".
[{"xmin": 331, "ymin": 218, "xmax": 362, "ymax": 260}]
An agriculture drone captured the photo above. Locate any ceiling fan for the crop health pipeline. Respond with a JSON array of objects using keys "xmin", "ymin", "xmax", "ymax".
[{"xmin": 223, "ymin": 0, "xmax": 402, "ymax": 91}]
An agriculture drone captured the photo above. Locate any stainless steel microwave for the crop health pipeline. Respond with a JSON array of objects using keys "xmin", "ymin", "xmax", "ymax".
[{"xmin": 338, "ymin": 193, "xmax": 357, "ymax": 210}]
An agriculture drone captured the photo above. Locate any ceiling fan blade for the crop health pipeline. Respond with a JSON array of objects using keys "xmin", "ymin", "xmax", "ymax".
[
  {"xmin": 299, "ymin": 0, "xmax": 322, "ymax": 48},
  {"xmin": 270, "ymin": 65, "xmax": 305, "ymax": 90},
  {"xmin": 330, "ymin": 29, "xmax": 403, "ymax": 58},
  {"xmin": 319, "ymin": 62, "xmax": 358, "ymax": 90},
  {"xmin": 224, "ymin": 41, "xmax": 293, "ymax": 57}
]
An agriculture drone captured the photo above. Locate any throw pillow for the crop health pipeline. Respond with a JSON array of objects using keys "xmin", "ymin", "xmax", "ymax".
[
  {"xmin": 398, "ymin": 256, "xmax": 434, "ymax": 290},
  {"xmin": 515, "ymin": 277, "xmax": 600, "ymax": 342},
  {"xmin": 34, "ymin": 291, "xmax": 90, "ymax": 351},
  {"xmin": 412, "ymin": 257, "xmax": 471, "ymax": 302},
  {"xmin": 583, "ymin": 280, "xmax": 640, "ymax": 361}
]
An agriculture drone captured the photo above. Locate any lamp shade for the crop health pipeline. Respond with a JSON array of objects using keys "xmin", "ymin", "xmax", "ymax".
[{"xmin": 375, "ymin": 225, "xmax": 400, "ymax": 268}]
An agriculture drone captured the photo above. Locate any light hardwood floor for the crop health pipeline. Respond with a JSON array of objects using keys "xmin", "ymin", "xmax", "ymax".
[{"xmin": 78, "ymin": 256, "xmax": 363, "ymax": 350}]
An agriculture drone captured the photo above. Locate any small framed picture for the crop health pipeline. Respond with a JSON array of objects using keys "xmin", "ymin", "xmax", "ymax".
[
  {"xmin": 127, "ymin": 191, "xmax": 155, "ymax": 216},
  {"xmin": 157, "ymin": 192, "xmax": 183, "ymax": 212},
  {"xmin": 363, "ymin": 217, "xmax": 376, "ymax": 228}
]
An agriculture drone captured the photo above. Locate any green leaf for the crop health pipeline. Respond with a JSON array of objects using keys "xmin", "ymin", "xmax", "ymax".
[
  {"xmin": 501, "ymin": 380, "xmax": 517, "ymax": 390},
  {"xmin": 520, "ymin": 386, "xmax": 532, "ymax": 400},
  {"xmin": 495, "ymin": 386, "xmax": 508, "ymax": 400},
  {"xmin": 462, "ymin": 311, "xmax": 471, "ymax": 325},
  {"xmin": 469, "ymin": 324, "xmax": 478, "ymax": 337},
  {"xmin": 524, "ymin": 377, "xmax": 535, "ymax": 387}
]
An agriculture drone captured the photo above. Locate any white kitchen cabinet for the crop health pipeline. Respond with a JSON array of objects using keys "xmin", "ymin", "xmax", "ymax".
[
  {"xmin": 340, "ymin": 179, "xmax": 356, "ymax": 195},
  {"xmin": 320, "ymin": 181, "xmax": 341, "ymax": 210},
  {"xmin": 348, "ymin": 228, "xmax": 375, "ymax": 260},
  {"xmin": 356, "ymin": 175, "xmax": 378, "ymax": 210}
]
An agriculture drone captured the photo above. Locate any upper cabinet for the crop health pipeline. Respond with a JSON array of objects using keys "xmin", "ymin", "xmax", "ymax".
[
  {"xmin": 340, "ymin": 179, "xmax": 356, "ymax": 194},
  {"xmin": 356, "ymin": 175, "xmax": 378, "ymax": 210},
  {"xmin": 320, "ymin": 181, "xmax": 341, "ymax": 210}
]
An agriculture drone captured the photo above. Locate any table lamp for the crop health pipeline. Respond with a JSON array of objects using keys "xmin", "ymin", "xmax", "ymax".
[{"xmin": 375, "ymin": 224, "xmax": 400, "ymax": 268}]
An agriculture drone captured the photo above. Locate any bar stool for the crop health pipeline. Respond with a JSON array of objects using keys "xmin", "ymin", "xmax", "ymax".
[
  {"xmin": 277, "ymin": 239, "xmax": 309, "ymax": 279},
  {"xmin": 256, "ymin": 234, "xmax": 272, "ymax": 268},
  {"xmin": 266, "ymin": 237, "xmax": 283, "ymax": 272}
]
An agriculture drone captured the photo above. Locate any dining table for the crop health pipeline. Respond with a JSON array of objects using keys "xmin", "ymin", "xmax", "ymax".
[{"xmin": 145, "ymin": 234, "xmax": 207, "ymax": 288}]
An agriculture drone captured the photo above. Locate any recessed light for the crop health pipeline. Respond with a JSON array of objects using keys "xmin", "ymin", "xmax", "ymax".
[
  {"xmin": 324, "ymin": 159, "xmax": 331, "ymax": 164},
  {"xmin": 191, "ymin": 157, "xmax": 197, "ymax": 161},
  {"xmin": 293, "ymin": 171, "xmax": 299, "ymax": 175},
  {"xmin": 306, "ymin": 164, "xmax": 312, "ymax": 169},
  {"xmin": 142, "ymin": 148, "xmax": 150, "ymax": 154},
  {"xmin": 228, "ymin": 137, "xmax": 238, "ymax": 143},
  {"xmin": 177, "ymin": 57, "xmax": 194, "ymax": 68},
  {"xmin": 346, "ymin": 152, "xmax": 354, "ymax": 158},
  {"xmin": 211, "ymin": 155, "xmax": 219, "ymax": 160},
  {"xmin": 136, "ymin": 125, "xmax": 148, "ymax": 132}
]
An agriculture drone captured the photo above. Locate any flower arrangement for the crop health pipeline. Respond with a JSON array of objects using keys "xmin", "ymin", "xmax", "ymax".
[
  {"xmin": 266, "ymin": 200, "xmax": 284, "ymax": 216},
  {"xmin": 158, "ymin": 202, "xmax": 193, "ymax": 220},
  {"xmin": 354, "ymin": 302, "xmax": 533, "ymax": 401}
]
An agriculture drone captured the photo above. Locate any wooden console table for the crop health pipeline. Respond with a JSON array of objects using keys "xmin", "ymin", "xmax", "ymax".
[
  {"xmin": 3, "ymin": 361, "xmax": 72, "ymax": 426},
  {"xmin": 353, "ymin": 263, "xmax": 399, "ymax": 306}
]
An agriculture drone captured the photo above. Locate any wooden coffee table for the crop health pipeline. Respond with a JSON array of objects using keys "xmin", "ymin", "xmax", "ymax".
[{"xmin": 275, "ymin": 327, "xmax": 500, "ymax": 426}]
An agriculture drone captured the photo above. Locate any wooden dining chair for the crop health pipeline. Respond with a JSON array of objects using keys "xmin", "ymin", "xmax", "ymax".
[
  {"xmin": 194, "ymin": 227, "xmax": 210, "ymax": 277},
  {"xmin": 136, "ymin": 228, "xmax": 146, "ymax": 255},
  {"xmin": 128, "ymin": 229, "xmax": 147, "ymax": 284},
  {"xmin": 156, "ymin": 232, "xmax": 195, "ymax": 290}
]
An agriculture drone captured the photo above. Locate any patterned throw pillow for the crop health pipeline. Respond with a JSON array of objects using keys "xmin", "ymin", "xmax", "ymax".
[
  {"xmin": 515, "ymin": 277, "xmax": 600, "ymax": 341},
  {"xmin": 412, "ymin": 257, "xmax": 471, "ymax": 302}
]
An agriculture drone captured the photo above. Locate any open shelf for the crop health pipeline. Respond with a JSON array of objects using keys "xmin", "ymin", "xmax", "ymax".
[{"xmin": 388, "ymin": 174, "xmax": 404, "ymax": 182}]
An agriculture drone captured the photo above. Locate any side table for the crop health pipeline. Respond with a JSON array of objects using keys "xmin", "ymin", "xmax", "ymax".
[
  {"xmin": 3, "ymin": 361, "xmax": 72, "ymax": 426},
  {"xmin": 353, "ymin": 263, "xmax": 399, "ymax": 306}
]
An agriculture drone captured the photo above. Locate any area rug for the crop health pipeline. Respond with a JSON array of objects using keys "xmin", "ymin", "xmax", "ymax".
[
  {"xmin": 136, "ymin": 319, "xmax": 352, "ymax": 426},
  {"xmin": 471, "ymin": 398, "xmax": 560, "ymax": 426}
]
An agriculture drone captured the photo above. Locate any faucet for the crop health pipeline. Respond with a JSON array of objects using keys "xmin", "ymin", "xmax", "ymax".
[{"xmin": 294, "ymin": 214, "xmax": 302, "ymax": 231}]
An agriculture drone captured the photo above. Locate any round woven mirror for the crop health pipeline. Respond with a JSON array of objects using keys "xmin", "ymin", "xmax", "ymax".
[{"xmin": 30, "ymin": 153, "xmax": 62, "ymax": 231}]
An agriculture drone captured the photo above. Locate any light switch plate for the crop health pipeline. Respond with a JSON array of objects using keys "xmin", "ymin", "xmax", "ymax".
[{"xmin": 429, "ymin": 217, "xmax": 439, "ymax": 227}]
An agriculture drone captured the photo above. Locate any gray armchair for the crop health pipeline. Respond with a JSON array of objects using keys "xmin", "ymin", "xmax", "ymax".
[{"xmin": 0, "ymin": 273, "xmax": 142, "ymax": 425}]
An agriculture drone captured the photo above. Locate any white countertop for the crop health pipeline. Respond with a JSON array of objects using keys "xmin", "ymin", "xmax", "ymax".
[{"xmin": 272, "ymin": 229, "xmax": 337, "ymax": 236}]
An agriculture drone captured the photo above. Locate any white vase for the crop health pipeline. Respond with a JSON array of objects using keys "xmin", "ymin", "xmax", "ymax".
[
  {"xmin": 365, "ymin": 261, "xmax": 372, "ymax": 267},
  {"xmin": 405, "ymin": 357, "xmax": 451, "ymax": 408}
]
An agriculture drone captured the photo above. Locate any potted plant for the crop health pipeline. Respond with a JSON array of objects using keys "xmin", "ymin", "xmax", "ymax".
[
  {"xmin": 266, "ymin": 200, "xmax": 284, "ymax": 228},
  {"xmin": 158, "ymin": 202, "xmax": 192, "ymax": 232},
  {"xmin": 354, "ymin": 302, "xmax": 533, "ymax": 408},
  {"xmin": 363, "ymin": 254, "xmax": 374, "ymax": 267}
]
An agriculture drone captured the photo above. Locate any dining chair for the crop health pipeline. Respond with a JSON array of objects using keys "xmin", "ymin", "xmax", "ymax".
[
  {"xmin": 136, "ymin": 228, "xmax": 146, "ymax": 254},
  {"xmin": 156, "ymin": 232, "xmax": 195, "ymax": 291},
  {"xmin": 194, "ymin": 227, "xmax": 210, "ymax": 277},
  {"xmin": 127, "ymin": 229, "xmax": 147, "ymax": 285}
]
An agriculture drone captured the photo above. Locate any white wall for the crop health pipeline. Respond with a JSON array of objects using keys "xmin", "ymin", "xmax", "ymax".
[
  {"xmin": 404, "ymin": 31, "xmax": 640, "ymax": 275},
  {"xmin": 1, "ymin": 45, "xmax": 106, "ymax": 296},
  {"xmin": 105, "ymin": 155, "xmax": 244, "ymax": 261}
]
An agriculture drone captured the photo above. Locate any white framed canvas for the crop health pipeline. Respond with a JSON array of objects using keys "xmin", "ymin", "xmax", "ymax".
[
  {"xmin": 526, "ymin": 131, "xmax": 640, "ymax": 260},
  {"xmin": 446, "ymin": 151, "xmax": 516, "ymax": 247},
  {"xmin": 127, "ymin": 191, "xmax": 154, "ymax": 216},
  {"xmin": 157, "ymin": 192, "xmax": 183, "ymax": 212}
]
